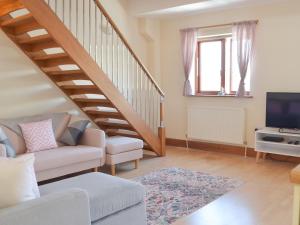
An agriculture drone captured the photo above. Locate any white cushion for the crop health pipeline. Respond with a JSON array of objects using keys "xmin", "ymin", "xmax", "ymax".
[
  {"xmin": 0, "ymin": 154, "xmax": 40, "ymax": 209},
  {"xmin": 34, "ymin": 146, "xmax": 103, "ymax": 172},
  {"xmin": 106, "ymin": 136, "xmax": 143, "ymax": 154}
]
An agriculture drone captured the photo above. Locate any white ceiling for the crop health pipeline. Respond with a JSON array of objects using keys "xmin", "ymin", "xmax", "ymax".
[{"xmin": 126, "ymin": 0, "xmax": 285, "ymax": 17}]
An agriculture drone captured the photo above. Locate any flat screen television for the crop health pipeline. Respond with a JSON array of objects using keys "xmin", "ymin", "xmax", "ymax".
[{"xmin": 266, "ymin": 92, "xmax": 300, "ymax": 129}]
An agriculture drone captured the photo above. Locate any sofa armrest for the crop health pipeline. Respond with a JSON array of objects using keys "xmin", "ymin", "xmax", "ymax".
[
  {"xmin": 0, "ymin": 189, "xmax": 91, "ymax": 225},
  {"xmin": 0, "ymin": 144, "xmax": 7, "ymax": 158},
  {"xmin": 79, "ymin": 128, "xmax": 106, "ymax": 148}
]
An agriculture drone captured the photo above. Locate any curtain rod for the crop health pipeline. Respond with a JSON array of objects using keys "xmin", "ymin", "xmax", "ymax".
[{"xmin": 181, "ymin": 20, "xmax": 259, "ymax": 31}]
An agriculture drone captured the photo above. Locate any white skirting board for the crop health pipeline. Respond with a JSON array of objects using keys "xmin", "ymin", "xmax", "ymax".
[{"xmin": 187, "ymin": 106, "xmax": 246, "ymax": 145}]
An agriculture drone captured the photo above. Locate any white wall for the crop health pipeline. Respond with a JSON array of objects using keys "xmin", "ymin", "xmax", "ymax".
[
  {"xmin": 0, "ymin": 31, "xmax": 79, "ymax": 118},
  {"xmin": 100, "ymin": 0, "xmax": 162, "ymax": 82},
  {"xmin": 99, "ymin": 0, "xmax": 149, "ymax": 66},
  {"xmin": 139, "ymin": 18, "xmax": 162, "ymax": 83},
  {"xmin": 0, "ymin": 0, "xmax": 154, "ymax": 119},
  {"xmin": 160, "ymin": 0, "xmax": 300, "ymax": 147}
]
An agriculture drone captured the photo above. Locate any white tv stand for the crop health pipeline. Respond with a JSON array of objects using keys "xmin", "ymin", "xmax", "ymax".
[{"xmin": 255, "ymin": 128, "xmax": 300, "ymax": 162}]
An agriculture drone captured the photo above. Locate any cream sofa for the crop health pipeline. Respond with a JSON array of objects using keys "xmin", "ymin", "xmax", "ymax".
[{"xmin": 0, "ymin": 113, "xmax": 105, "ymax": 181}]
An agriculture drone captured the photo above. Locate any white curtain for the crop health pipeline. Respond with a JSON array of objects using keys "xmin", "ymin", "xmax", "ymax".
[
  {"xmin": 180, "ymin": 28, "xmax": 197, "ymax": 96},
  {"xmin": 232, "ymin": 21, "xmax": 257, "ymax": 97}
]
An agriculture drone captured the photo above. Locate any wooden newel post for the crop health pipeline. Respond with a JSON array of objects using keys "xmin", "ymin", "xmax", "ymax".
[
  {"xmin": 158, "ymin": 96, "xmax": 166, "ymax": 156},
  {"xmin": 291, "ymin": 165, "xmax": 300, "ymax": 225}
]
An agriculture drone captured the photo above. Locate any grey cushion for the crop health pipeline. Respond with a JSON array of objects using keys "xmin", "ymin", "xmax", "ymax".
[
  {"xmin": 60, "ymin": 120, "xmax": 90, "ymax": 146},
  {"xmin": 106, "ymin": 136, "xmax": 144, "ymax": 154},
  {"xmin": 39, "ymin": 173, "xmax": 145, "ymax": 222},
  {"xmin": 0, "ymin": 128, "xmax": 16, "ymax": 157}
]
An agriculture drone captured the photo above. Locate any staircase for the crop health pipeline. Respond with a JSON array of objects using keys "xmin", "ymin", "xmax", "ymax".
[{"xmin": 0, "ymin": 0, "xmax": 165, "ymax": 156}]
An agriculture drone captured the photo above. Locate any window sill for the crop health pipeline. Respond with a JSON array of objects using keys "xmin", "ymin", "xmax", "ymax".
[{"xmin": 188, "ymin": 94, "xmax": 253, "ymax": 98}]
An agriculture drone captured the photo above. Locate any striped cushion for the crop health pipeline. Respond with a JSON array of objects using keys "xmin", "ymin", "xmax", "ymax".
[{"xmin": 60, "ymin": 120, "xmax": 90, "ymax": 146}]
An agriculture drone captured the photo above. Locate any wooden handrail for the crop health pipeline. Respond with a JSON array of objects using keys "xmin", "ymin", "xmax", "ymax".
[{"xmin": 93, "ymin": 0, "xmax": 165, "ymax": 97}]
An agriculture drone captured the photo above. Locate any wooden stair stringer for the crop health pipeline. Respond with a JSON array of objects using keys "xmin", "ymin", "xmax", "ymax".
[{"xmin": 17, "ymin": 0, "xmax": 162, "ymax": 156}]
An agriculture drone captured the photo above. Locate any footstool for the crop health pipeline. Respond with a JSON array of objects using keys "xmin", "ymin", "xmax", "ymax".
[
  {"xmin": 39, "ymin": 172, "xmax": 147, "ymax": 225},
  {"xmin": 106, "ymin": 136, "xmax": 144, "ymax": 175}
]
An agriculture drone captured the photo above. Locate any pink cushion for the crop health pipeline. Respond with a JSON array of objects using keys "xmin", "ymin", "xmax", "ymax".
[{"xmin": 19, "ymin": 119, "xmax": 57, "ymax": 153}]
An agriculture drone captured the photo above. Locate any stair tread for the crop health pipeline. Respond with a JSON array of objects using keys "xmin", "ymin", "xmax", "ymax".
[
  {"xmin": 99, "ymin": 121, "xmax": 132, "ymax": 128},
  {"xmin": 0, "ymin": 2, "xmax": 25, "ymax": 17},
  {"xmin": 87, "ymin": 110, "xmax": 121, "ymax": 114},
  {"xmin": 59, "ymin": 84, "xmax": 102, "ymax": 95},
  {"xmin": 86, "ymin": 110, "xmax": 123, "ymax": 119},
  {"xmin": 74, "ymin": 98, "xmax": 110, "ymax": 103},
  {"xmin": 74, "ymin": 98, "xmax": 108, "ymax": 102},
  {"xmin": 1, "ymin": 14, "xmax": 34, "ymax": 27},
  {"xmin": 60, "ymin": 85, "xmax": 97, "ymax": 89},
  {"xmin": 50, "ymin": 74, "xmax": 89, "ymax": 82},
  {"xmin": 47, "ymin": 70, "xmax": 84, "ymax": 75},
  {"xmin": 33, "ymin": 53, "xmax": 68, "ymax": 60},
  {"xmin": 106, "ymin": 131, "xmax": 142, "ymax": 139},
  {"xmin": 74, "ymin": 98, "xmax": 113, "ymax": 107},
  {"xmin": 18, "ymin": 34, "xmax": 52, "ymax": 44}
]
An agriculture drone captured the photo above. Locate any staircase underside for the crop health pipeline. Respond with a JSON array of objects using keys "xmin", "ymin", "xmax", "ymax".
[{"xmin": 0, "ymin": 0, "xmax": 163, "ymax": 156}]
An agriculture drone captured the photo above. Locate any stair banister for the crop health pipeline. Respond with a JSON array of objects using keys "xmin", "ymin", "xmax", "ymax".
[
  {"xmin": 44, "ymin": 0, "xmax": 165, "ymax": 135},
  {"xmin": 159, "ymin": 97, "xmax": 166, "ymax": 156},
  {"xmin": 93, "ymin": 0, "xmax": 165, "ymax": 144},
  {"xmin": 44, "ymin": 0, "xmax": 166, "ymax": 154},
  {"xmin": 93, "ymin": 0, "xmax": 164, "ymax": 97}
]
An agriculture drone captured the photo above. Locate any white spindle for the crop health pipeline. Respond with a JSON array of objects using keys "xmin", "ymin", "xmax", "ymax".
[{"xmin": 44, "ymin": 0, "xmax": 164, "ymax": 133}]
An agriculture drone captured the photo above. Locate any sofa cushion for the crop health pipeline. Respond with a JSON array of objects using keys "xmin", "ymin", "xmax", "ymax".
[
  {"xmin": 0, "ymin": 113, "xmax": 70, "ymax": 138},
  {"xmin": 0, "ymin": 154, "xmax": 40, "ymax": 209},
  {"xmin": 39, "ymin": 173, "xmax": 145, "ymax": 222},
  {"xmin": 19, "ymin": 119, "xmax": 58, "ymax": 153},
  {"xmin": 60, "ymin": 120, "xmax": 90, "ymax": 146},
  {"xmin": 34, "ymin": 146, "xmax": 103, "ymax": 172},
  {"xmin": 0, "ymin": 113, "xmax": 71, "ymax": 155},
  {"xmin": 106, "ymin": 136, "xmax": 144, "ymax": 154}
]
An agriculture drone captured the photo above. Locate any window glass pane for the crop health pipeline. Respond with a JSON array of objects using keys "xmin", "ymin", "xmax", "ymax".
[
  {"xmin": 200, "ymin": 41, "xmax": 222, "ymax": 92},
  {"xmin": 231, "ymin": 41, "xmax": 251, "ymax": 92}
]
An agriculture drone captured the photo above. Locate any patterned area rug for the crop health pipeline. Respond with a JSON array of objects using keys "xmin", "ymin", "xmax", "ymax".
[{"xmin": 134, "ymin": 168, "xmax": 242, "ymax": 225}]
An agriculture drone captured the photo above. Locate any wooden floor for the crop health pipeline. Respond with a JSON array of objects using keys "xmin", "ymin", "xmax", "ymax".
[{"xmin": 117, "ymin": 146, "xmax": 296, "ymax": 225}]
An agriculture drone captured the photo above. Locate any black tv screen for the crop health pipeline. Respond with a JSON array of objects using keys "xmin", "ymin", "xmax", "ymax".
[{"xmin": 266, "ymin": 92, "xmax": 300, "ymax": 129}]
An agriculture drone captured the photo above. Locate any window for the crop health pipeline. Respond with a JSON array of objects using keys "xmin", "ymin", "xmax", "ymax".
[{"xmin": 195, "ymin": 34, "xmax": 251, "ymax": 96}]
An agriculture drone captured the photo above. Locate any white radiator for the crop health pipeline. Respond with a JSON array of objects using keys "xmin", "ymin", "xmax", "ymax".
[{"xmin": 187, "ymin": 106, "xmax": 246, "ymax": 145}]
